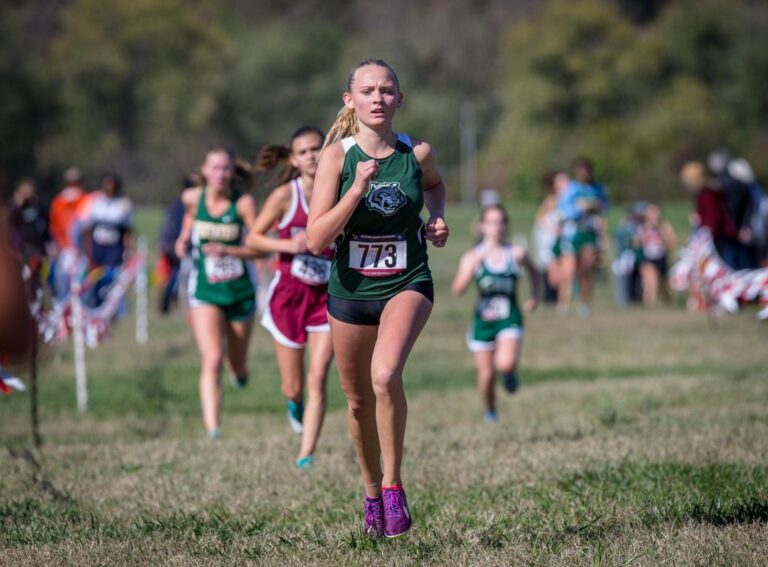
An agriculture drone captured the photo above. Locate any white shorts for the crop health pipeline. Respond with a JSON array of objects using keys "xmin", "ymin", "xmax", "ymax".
[{"xmin": 466, "ymin": 326, "xmax": 524, "ymax": 353}]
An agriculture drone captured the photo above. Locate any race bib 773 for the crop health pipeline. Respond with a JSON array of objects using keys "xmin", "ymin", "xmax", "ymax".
[{"xmin": 349, "ymin": 234, "xmax": 406, "ymax": 277}]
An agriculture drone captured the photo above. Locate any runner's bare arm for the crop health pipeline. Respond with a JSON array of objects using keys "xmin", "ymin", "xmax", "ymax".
[
  {"xmin": 174, "ymin": 188, "xmax": 201, "ymax": 258},
  {"xmin": 307, "ymin": 143, "xmax": 375, "ymax": 254},
  {"xmin": 245, "ymin": 184, "xmax": 306, "ymax": 255},
  {"xmin": 515, "ymin": 246, "xmax": 540, "ymax": 311},
  {"xmin": 414, "ymin": 139, "xmax": 449, "ymax": 248},
  {"xmin": 451, "ymin": 249, "xmax": 482, "ymax": 296}
]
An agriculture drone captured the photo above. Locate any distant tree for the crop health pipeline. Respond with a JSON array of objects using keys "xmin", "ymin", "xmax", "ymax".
[
  {"xmin": 40, "ymin": 0, "xmax": 230, "ymax": 197},
  {"xmin": 0, "ymin": 5, "xmax": 55, "ymax": 193},
  {"xmin": 217, "ymin": 20, "xmax": 345, "ymax": 154},
  {"xmin": 6, "ymin": 0, "xmax": 765, "ymax": 204},
  {"xmin": 487, "ymin": 0, "xmax": 768, "ymax": 201}
]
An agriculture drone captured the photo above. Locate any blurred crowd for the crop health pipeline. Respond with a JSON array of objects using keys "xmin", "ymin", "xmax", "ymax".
[
  {"xmin": 6, "ymin": 149, "xmax": 766, "ymax": 318},
  {"xmin": 681, "ymin": 150, "xmax": 767, "ymax": 270},
  {"xmin": 5, "ymin": 167, "xmax": 135, "ymax": 308},
  {"xmin": 530, "ymin": 150, "xmax": 767, "ymax": 310}
]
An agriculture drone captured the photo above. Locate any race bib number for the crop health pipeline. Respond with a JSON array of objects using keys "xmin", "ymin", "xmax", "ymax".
[
  {"xmin": 204, "ymin": 255, "xmax": 244, "ymax": 283},
  {"xmin": 291, "ymin": 254, "xmax": 331, "ymax": 285},
  {"xmin": 478, "ymin": 296, "xmax": 511, "ymax": 321},
  {"xmin": 93, "ymin": 225, "xmax": 120, "ymax": 246},
  {"xmin": 349, "ymin": 234, "xmax": 406, "ymax": 277}
]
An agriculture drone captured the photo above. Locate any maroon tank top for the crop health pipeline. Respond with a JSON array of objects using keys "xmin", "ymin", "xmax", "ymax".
[{"xmin": 276, "ymin": 178, "xmax": 334, "ymax": 285}]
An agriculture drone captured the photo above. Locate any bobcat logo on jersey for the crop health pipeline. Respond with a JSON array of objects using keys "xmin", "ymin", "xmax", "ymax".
[{"xmin": 365, "ymin": 182, "xmax": 406, "ymax": 216}]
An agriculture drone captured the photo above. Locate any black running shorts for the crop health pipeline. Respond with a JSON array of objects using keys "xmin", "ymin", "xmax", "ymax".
[{"xmin": 327, "ymin": 280, "xmax": 434, "ymax": 326}]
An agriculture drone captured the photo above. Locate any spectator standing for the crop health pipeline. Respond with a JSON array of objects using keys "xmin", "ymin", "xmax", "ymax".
[
  {"xmin": 158, "ymin": 176, "xmax": 197, "ymax": 314},
  {"xmin": 49, "ymin": 167, "xmax": 86, "ymax": 298},
  {"xmin": 680, "ymin": 161, "xmax": 734, "ymax": 259},
  {"xmin": 635, "ymin": 203, "xmax": 677, "ymax": 306},
  {"xmin": 7, "ymin": 178, "xmax": 50, "ymax": 293}
]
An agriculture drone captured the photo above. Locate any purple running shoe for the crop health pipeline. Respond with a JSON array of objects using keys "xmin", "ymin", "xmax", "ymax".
[
  {"xmin": 364, "ymin": 496, "xmax": 384, "ymax": 537},
  {"xmin": 383, "ymin": 486, "xmax": 412, "ymax": 538}
]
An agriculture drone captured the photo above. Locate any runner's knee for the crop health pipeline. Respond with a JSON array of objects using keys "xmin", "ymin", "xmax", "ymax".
[
  {"xmin": 281, "ymin": 381, "xmax": 303, "ymax": 401},
  {"xmin": 371, "ymin": 364, "xmax": 403, "ymax": 397},
  {"xmin": 200, "ymin": 349, "xmax": 224, "ymax": 375},
  {"xmin": 477, "ymin": 366, "xmax": 494, "ymax": 384}
]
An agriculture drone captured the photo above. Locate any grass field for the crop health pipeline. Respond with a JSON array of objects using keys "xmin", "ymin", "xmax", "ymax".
[{"xmin": 2, "ymin": 203, "xmax": 767, "ymax": 566}]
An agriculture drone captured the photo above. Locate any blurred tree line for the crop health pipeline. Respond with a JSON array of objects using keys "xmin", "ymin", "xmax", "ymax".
[{"xmin": 2, "ymin": 0, "xmax": 767, "ymax": 203}]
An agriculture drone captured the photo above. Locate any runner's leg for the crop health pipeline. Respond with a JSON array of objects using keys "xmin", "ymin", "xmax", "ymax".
[
  {"xmin": 372, "ymin": 290, "xmax": 433, "ymax": 489},
  {"xmin": 558, "ymin": 253, "xmax": 576, "ymax": 312},
  {"xmin": 473, "ymin": 350, "xmax": 496, "ymax": 414},
  {"xmin": 273, "ymin": 341, "xmax": 305, "ymax": 403},
  {"xmin": 190, "ymin": 305, "xmax": 226, "ymax": 434},
  {"xmin": 225, "ymin": 317, "xmax": 253, "ymax": 378},
  {"xmin": 330, "ymin": 316, "xmax": 380, "ymax": 496},
  {"xmin": 495, "ymin": 335, "xmax": 522, "ymax": 375},
  {"xmin": 298, "ymin": 330, "xmax": 334, "ymax": 459},
  {"xmin": 578, "ymin": 245, "xmax": 596, "ymax": 306}
]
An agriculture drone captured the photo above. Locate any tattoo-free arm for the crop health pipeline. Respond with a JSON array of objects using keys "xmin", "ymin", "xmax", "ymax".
[
  {"xmin": 414, "ymin": 139, "xmax": 449, "ymax": 247},
  {"xmin": 307, "ymin": 143, "xmax": 372, "ymax": 255},
  {"xmin": 451, "ymin": 250, "xmax": 480, "ymax": 296},
  {"xmin": 245, "ymin": 184, "xmax": 303, "ymax": 255},
  {"xmin": 516, "ymin": 246, "xmax": 541, "ymax": 309},
  {"xmin": 174, "ymin": 188, "xmax": 200, "ymax": 259}
]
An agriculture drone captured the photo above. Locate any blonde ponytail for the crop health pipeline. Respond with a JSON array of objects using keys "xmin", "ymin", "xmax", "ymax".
[{"xmin": 323, "ymin": 106, "xmax": 358, "ymax": 148}]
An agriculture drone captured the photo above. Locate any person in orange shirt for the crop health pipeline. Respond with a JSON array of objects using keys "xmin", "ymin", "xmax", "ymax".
[
  {"xmin": 49, "ymin": 167, "xmax": 86, "ymax": 298},
  {"xmin": 49, "ymin": 168, "xmax": 85, "ymax": 251}
]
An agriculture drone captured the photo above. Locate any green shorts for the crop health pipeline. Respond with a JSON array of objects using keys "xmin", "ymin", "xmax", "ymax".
[
  {"xmin": 189, "ymin": 294, "xmax": 256, "ymax": 321},
  {"xmin": 467, "ymin": 317, "xmax": 524, "ymax": 352},
  {"xmin": 559, "ymin": 229, "xmax": 597, "ymax": 256},
  {"xmin": 552, "ymin": 237, "xmax": 562, "ymax": 258}
]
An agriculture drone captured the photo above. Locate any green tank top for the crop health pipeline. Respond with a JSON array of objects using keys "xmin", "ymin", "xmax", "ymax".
[
  {"xmin": 328, "ymin": 133, "xmax": 432, "ymax": 300},
  {"xmin": 473, "ymin": 244, "xmax": 522, "ymax": 326},
  {"xmin": 192, "ymin": 188, "xmax": 254, "ymax": 305}
]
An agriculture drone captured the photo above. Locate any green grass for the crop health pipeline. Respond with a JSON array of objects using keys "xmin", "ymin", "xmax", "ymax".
[{"xmin": 1, "ymin": 202, "xmax": 767, "ymax": 565}]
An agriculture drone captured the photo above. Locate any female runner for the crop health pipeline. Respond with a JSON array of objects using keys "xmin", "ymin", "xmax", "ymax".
[
  {"xmin": 307, "ymin": 59, "xmax": 449, "ymax": 538},
  {"xmin": 246, "ymin": 126, "xmax": 334, "ymax": 469},
  {"xmin": 555, "ymin": 157, "xmax": 609, "ymax": 316},
  {"xmin": 175, "ymin": 146, "xmax": 259, "ymax": 439},
  {"xmin": 452, "ymin": 205, "xmax": 539, "ymax": 423}
]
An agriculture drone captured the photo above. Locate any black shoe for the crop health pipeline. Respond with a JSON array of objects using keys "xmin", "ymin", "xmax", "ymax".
[
  {"xmin": 502, "ymin": 372, "xmax": 519, "ymax": 393},
  {"xmin": 230, "ymin": 374, "xmax": 248, "ymax": 389}
]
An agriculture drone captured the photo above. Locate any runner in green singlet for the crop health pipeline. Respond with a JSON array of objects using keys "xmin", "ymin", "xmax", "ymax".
[
  {"xmin": 307, "ymin": 59, "xmax": 449, "ymax": 539},
  {"xmin": 452, "ymin": 205, "xmax": 540, "ymax": 423},
  {"xmin": 175, "ymin": 146, "xmax": 259, "ymax": 439}
]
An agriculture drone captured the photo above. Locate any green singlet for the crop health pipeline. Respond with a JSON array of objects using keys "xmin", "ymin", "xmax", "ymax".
[
  {"xmin": 328, "ymin": 134, "xmax": 432, "ymax": 300},
  {"xmin": 467, "ymin": 244, "xmax": 523, "ymax": 352},
  {"xmin": 190, "ymin": 188, "xmax": 255, "ymax": 319}
]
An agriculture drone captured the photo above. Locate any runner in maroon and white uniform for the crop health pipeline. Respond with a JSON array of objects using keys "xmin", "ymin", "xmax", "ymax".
[{"xmin": 247, "ymin": 126, "xmax": 334, "ymax": 469}]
